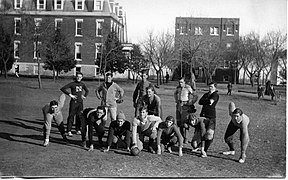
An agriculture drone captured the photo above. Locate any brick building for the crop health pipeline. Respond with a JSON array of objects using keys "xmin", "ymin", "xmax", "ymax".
[
  {"xmin": 0, "ymin": 0, "xmax": 126, "ymax": 77},
  {"xmin": 175, "ymin": 17, "xmax": 240, "ymax": 83}
]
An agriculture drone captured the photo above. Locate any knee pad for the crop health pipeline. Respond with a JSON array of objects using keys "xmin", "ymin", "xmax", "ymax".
[
  {"xmin": 205, "ymin": 129, "xmax": 214, "ymax": 140},
  {"xmin": 112, "ymin": 136, "xmax": 118, "ymax": 144}
]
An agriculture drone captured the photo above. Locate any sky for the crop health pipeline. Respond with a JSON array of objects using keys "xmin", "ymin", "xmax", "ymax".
[{"xmin": 118, "ymin": 0, "xmax": 287, "ymax": 44}]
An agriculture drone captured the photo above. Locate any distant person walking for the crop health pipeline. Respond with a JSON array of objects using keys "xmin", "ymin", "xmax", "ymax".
[
  {"xmin": 96, "ymin": 73, "xmax": 124, "ymax": 122},
  {"xmin": 61, "ymin": 72, "xmax": 89, "ymax": 137},
  {"xmin": 227, "ymin": 82, "xmax": 232, "ymax": 95},
  {"xmin": 42, "ymin": 94, "xmax": 68, "ymax": 146},
  {"xmin": 198, "ymin": 81, "xmax": 219, "ymax": 157},
  {"xmin": 165, "ymin": 72, "xmax": 170, "ymax": 83},
  {"xmin": 222, "ymin": 102, "xmax": 250, "ymax": 164},
  {"xmin": 257, "ymin": 85, "xmax": 264, "ymax": 99}
]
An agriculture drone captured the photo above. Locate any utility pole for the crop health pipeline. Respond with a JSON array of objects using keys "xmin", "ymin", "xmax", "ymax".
[{"xmin": 36, "ymin": 34, "xmax": 42, "ymax": 89}]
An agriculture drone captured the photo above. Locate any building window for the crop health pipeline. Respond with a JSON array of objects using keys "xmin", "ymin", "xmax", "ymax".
[
  {"xmin": 75, "ymin": 0, "xmax": 84, "ymax": 10},
  {"xmin": 96, "ymin": 19, "xmax": 104, "ymax": 37},
  {"xmin": 14, "ymin": 0, "xmax": 23, "ymax": 9},
  {"xmin": 235, "ymin": 24, "xmax": 239, "ymax": 32},
  {"xmin": 210, "ymin": 27, "xmax": 219, "ymax": 36},
  {"xmin": 94, "ymin": 0, "xmax": 103, "ymax": 10},
  {"xmin": 55, "ymin": 18, "xmax": 62, "ymax": 31},
  {"xmin": 75, "ymin": 43, "xmax": 82, "ymax": 60},
  {"xmin": 14, "ymin": 41, "xmax": 20, "ymax": 59},
  {"xmin": 37, "ymin": 0, "xmax": 46, "ymax": 10},
  {"xmin": 180, "ymin": 26, "xmax": 184, "ymax": 35},
  {"xmin": 95, "ymin": 43, "xmax": 102, "ymax": 64},
  {"xmin": 223, "ymin": 75, "xmax": 229, "ymax": 82},
  {"xmin": 224, "ymin": 60, "xmax": 230, "ymax": 68},
  {"xmin": 33, "ymin": 41, "xmax": 42, "ymax": 59},
  {"xmin": 55, "ymin": 0, "xmax": 63, "ymax": 10},
  {"xmin": 34, "ymin": 18, "xmax": 42, "ymax": 35},
  {"xmin": 227, "ymin": 27, "xmax": 234, "ymax": 36},
  {"xmin": 194, "ymin": 27, "xmax": 202, "ymax": 35},
  {"xmin": 114, "ymin": 4, "xmax": 118, "ymax": 16},
  {"xmin": 14, "ymin": 18, "xmax": 21, "ymax": 35},
  {"xmin": 76, "ymin": 66, "xmax": 81, "ymax": 72},
  {"xmin": 226, "ymin": 43, "xmax": 232, "ymax": 49},
  {"xmin": 75, "ymin": 19, "xmax": 83, "ymax": 37}
]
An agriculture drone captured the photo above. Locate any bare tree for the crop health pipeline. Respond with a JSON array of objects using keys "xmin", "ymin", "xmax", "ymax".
[
  {"xmin": 262, "ymin": 31, "xmax": 287, "ymax": 84},
  {"xmin": 142, "ymin": 30, "xmax": 174, "ymax": 86},
  {"xmin": 197, "ymin": 40, "xmax": 224, "ymax": 84}
]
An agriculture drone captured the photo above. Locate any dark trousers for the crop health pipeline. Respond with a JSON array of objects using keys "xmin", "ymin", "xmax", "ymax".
[
  {"xmin": 224, "ymin": 121, "xmax": 240, "ymax": 151},
  {"xmin": 160, "ymin": 135, "xmax": 178, "ymax": 147},
  {"xmin": 107, "ymin": 129, "xmax": 131, "ymax": 148},
  {"xmin": 81, "ymin": 116, "xmax": 105, "ymax": 147},
  {"xmin": 67, "ymin": 100, "xmax": 83, "ymax": 132}
]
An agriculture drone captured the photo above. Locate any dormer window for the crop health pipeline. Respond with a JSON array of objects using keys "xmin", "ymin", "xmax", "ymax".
[
  {"xmin": 210, "ymin": 27, "xmax": 219, "ymax": 36},
  {"xmin": 14, "ymin": 0, "xmax": 23, "ymax": 9},
  {"xmin": 94, "ymin": 0, "xmax": 103, "ymax": 10},
  {"xmin": 76, "ymin": 0, "xmax": 84, "ymax": 10},
  {"xmin": 37, "ymin": 0, "xmax": 46, "ymax": 10},
  {"xmin": 55, "ymin": 0, "xmax": 64, "ymax": 10}
]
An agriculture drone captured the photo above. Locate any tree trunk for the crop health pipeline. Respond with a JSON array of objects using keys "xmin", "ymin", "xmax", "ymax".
[
  {"xmin": 52, "ymin": 66, "xmax": 56, "ymax": 82},
  {"xmin": 156, "ymin": 70, "xmax": 160, "ymax": 87},
  {"xmin": 3, "ymin": 60, "xmax": 7, "ymax": 79},
  {"xmin": 242, "ymin": 69, "xmax": 246, "ymax": 85},
  {"xmin": 190, "ymin": 64, "xmax": 196, "ymax": 90},
  {"xmin": 37, "ymin": 59, "xmax": 42, "ymax": 89}
]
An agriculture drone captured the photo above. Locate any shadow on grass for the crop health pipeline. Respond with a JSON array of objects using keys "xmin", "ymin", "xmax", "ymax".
[
  {"xmin": 0, "ymin": 119, "xmax": 85, "ymax": 149},
  {"xmin": 181, "ymin": 147, "xmax": 239, "ymax": 163}
]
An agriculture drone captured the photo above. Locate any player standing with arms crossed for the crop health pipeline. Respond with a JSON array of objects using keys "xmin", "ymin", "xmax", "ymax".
[{"xmin": 198, "ymin": 81, "xmax": 219, "ymax": 157}]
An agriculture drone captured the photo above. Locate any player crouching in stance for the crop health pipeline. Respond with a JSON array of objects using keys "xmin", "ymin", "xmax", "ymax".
[
  {"xmin": 42, "ymin": 94, "xmax": 68, "ymax": 146},
  {"xmin": 80, "ymin": 106, "xmax": 107, "ymax": 151},
  {"xmin": 131, "ymin": 106, "xmax": 162, "ymax": 154},
  {"xmin": 156, "ymin": 116, "xmax": 183, "ymax": 156},
  {"xmin": 185, "ymin": 113, "xmax": 209, "ymax": 157},
  {"xmin": 103, "ymin": 112, "xmax": 131, "ymax": 152},
  {"xmin": 222, "ymin": 102, "xmax": 250, "ymax": 163}
]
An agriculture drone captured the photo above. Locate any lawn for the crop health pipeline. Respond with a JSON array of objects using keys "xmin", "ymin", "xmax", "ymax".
[{"xmin": 0, "ymin": 77, "xmax": 286, "ymax": 177}]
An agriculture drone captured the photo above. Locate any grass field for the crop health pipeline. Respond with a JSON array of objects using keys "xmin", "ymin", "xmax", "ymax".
[{"xmin": 0, "ymin": 77, "xmax": 286, "ymax": 177}]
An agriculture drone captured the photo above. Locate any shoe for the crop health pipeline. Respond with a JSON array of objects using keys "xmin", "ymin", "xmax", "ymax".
[
  {"xmin": 43, "ymin": 139, "xmax": 49, "ymax": 147},
  {"xmin": 184, "ymin": 139, "xmax": 189, "ymax": 144},
  {"xmin": 239, "ymin": 158, "xmax": 245, "ymax": 163},
  {"xmin": 67, "ymin": 131, "xmax": 73, "ymax": 137},
  {"xmin": 148, "ymin": 146, "xmax": 156, "ymax": 154},
  {"xmin": 76, "ymin": 130, "xmax": 81, "ymax": 135},
  {"xmin": 222, "ymin": 151, "xmax": 235, "ymax": 155},
  {"xmin": 167, "ymin": 147, "xmax": 172, "ymax": 153},
  {"xmin": 239, "ymin": 154, "xmax": 246, "ymax": 163},
  {"xmin": 201, "ymin": 151, "xmax": 207, "ymax": 158},
  {"xmin": 88, "ymin": 145, "xmax": 94, "ymax": 152},
  {"xmin": 191, "ymin": 147, "xmax": 200, "ymax": 152}
]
